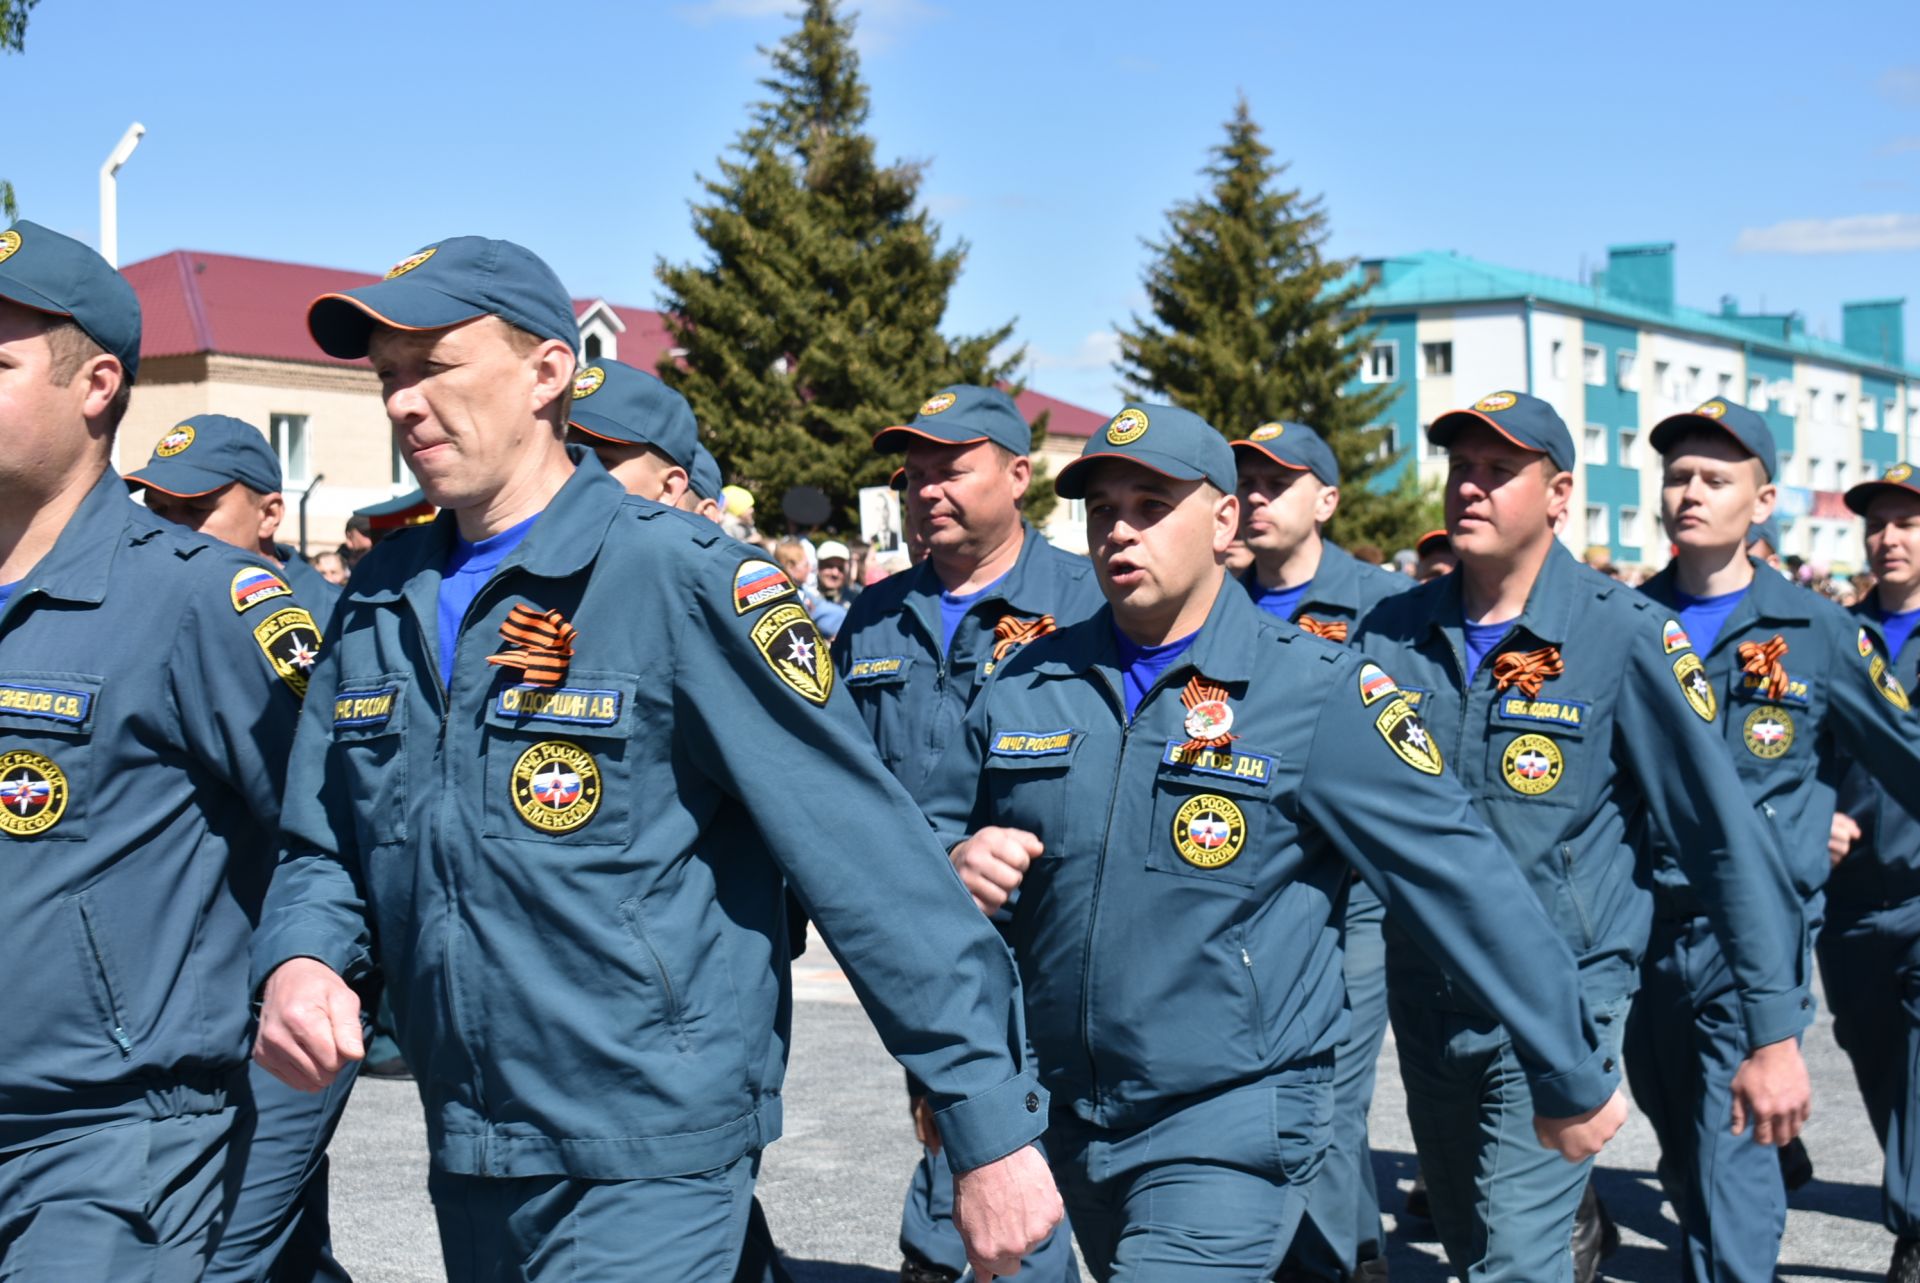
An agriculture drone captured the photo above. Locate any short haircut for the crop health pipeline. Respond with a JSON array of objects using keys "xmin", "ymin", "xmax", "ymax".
[{"xmin": 44, "ymin": 318, "xmax": 132, "ymax": 432}]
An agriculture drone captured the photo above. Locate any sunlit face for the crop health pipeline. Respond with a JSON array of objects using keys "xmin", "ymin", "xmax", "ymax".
[
  {"xmin": 817, "ymin": 558, "xmax": 847, "ymax": 592},
  {"xmin": 140, "ymin": 481, "xmax": 280, "ymax": 551},
  {"xmin": 1866, "ymin": 490, "xmax": 1920, "ymax": 593},
  {"xmin": 775, "ymin": 543, "xmax": 810, "ymax": 584},
  {"xmin": 1236, "ymin": 454, "xmax": 1335, "ymax": 559},
  {"xmin": 0, "ymin": 301, "xmax": 117, "ymax": 492},
  {"xmin": 901, "ymin": 439, "xmax": 1028, "ymax": 560},
  {"xmin": 368, "ymin": 316, "xmax": 573, "ymax": 512},
  {"xmin": 1443, "ymin": 423, "xmax": 1567, "ymax": 561},
  {"xmin": 1659, "ymin": 431, "xmax": 1772, "ymax": 556},
  {"xmin": 1083, "ymin": 461, "xmax": 1236, "ymax": 625}
]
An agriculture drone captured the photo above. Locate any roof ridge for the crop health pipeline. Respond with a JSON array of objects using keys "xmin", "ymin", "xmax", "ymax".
[{"xmin": 169, "ymin": 250, "xmax": 216, "ymax": 354}]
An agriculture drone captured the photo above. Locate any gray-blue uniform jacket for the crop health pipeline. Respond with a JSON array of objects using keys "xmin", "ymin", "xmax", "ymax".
[
  {"xmin": 832, "ymin": 522, "xmax": 1103, "ymax": 801},
  {"xmin": 1834, "ymin": 603, "xmax": 1920, "ymax": 910},
  {"xmin": 920, "ymin": 579, "xmax": 1619, "ymax": 1127},
  {"xmin": 1355, "ymin": 543, "xmax": 1811, "ymax": 1049},
  {"xmin": 275, "ymin": 541, "xmax": 342, "ymax": 635},
  {"xmin": 0, "ymin": 470, "xmax": 313, "ymax": 1152},
  {"xmin": 1636, "ymin": 563, "xmax": 1920, "ymax": 909},
  {"xmin": 1244, "ymin": 540, "xmax": 1409, "ymax": 637},
  {"xmin": 252, "ymin": 453, "xmax": 1045, "ymax": 1181}
]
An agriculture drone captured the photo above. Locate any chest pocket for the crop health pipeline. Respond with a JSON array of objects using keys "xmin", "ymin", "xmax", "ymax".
[
  {"xmin": 1146, "ymin": 743, "xmax": 1280, "ymax": 892},
  {"xmin": 0, "ymin": 672, "xmax": 104, "ymax": 844},
  {"xmin": 1482, "ymin": 691, "xmax": 1592, "ymax": 811},
  {"xmin": 330, "ymin": 675, "xmax": 410, "ymax": 850},
  {"xmin": 481, "ymin": 670, "xmax": 637, "ymax": 846},
  {"xmin": 1727, "ymin": 674, "xmax": 1816, "ymax": 780},
  {"xmin": 983, "ymin": 728, "xmax": 1082, "ymax": 846}
]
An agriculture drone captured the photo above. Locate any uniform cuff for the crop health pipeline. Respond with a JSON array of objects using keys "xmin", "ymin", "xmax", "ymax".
[
  {"xmin": 1741, "ymin": 987, "xmax": 1815, "ymax": 1051},
  {"xmin": 931, "ymin": 1070, "xmax": 1049, "ymax": 1174},
  {"xmin": 1524, "ymin": 1042, "xmax": 1619, "ymax": 1119},
  {"xmin": 249, "ymin": 928, "xmax": 364, "ymax": 1000}
]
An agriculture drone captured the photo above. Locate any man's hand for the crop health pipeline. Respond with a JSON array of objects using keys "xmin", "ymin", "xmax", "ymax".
[
  {"xmin": 254, "ymin": 957, "xmax": 365, "ymax": 1091},
  {"xmin": 1731, "ymin": 1037, "xmax": 1812, "ymax": 1145},
  {"xmin": 949, "ymin": 827, "xmax": 1044, "ymax": 915},
  {"xmin": 951, "ymin": 1144, "xmax": 1063, "ymax": 1280},
  {"xmin": 910, "ymin": 1095, "xmax": 942, "ymax": 1156},
  {"xmin": 1830, "ymin": 811, "xmax": 1862, "ymax": 867},
  {"xmin": 1534, "ymin": 1088, "xmax": 1629, "ymax": 1161}
]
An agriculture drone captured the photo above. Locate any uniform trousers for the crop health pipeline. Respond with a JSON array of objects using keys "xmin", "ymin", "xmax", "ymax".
[
  {"xmin": 1050, "ymin": 1068, "xmax": 1331, "ymax": 1281},
  {"xmin": 1818, "ymin": 894, "xmax": 1920, "ymax": 1240},
  {"xmin": 1393, "ymin": 984, "xmax": 1631, "ymax": 1283}
]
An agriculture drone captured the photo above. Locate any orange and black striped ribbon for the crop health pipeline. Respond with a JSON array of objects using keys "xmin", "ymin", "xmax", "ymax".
[
  {"xmin": 1738, "ymin": 634, "xmax": 1791, "ymax": 700},
  {"xmin": 1297, "ymin": 615, "xmax": 1349, "ymax": 643},
  {"xmin": 992, "ymin": 613, "xmax": 1057, "ymax": 661},
  {"xmin": 1177, "ymin": 675, "xmax": 1239, "ymax": 753},
  {"xmin": 1492, "ymin": 644, "xmax": 1564, "ymax": 699},
  {"xmin": 485, "ymin": 603, "xmax": 578, "ymax": 687}
]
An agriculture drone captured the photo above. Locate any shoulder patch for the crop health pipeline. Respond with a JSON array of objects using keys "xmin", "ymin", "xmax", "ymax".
[
  {"xmin": 1375, "ymin": 698, "xmax": 1443, "ymax": 775},
  {"xmin": 1672, "ymin": 652, "xmax": 1717, "ymax": 722},
  {"xmin": 1662, "ymin": 619, "xmax": 1692, "ymax": 654},
  {"xmin": 1358, "ymin": 662, "xmax": 1399, "ymax": 706},
  {"xmin": 1871, "ymin": 654, "xmax": 1912, "ymax": 711},
  {"xmin": 750, "ymin": 602, "xmax": 834, "ymax": 705},
  {"xmin": 1861, "ymin": 627, "xmax": 1879, "ymax": 660},
  {"xmin": 252, "ymin": 607, "xmax": 322, "ymax": 700},
  {"xmin": 231, "ymin": 566, "xmax": 294, "ymax": 613},
  {"xmin": 734, "ymin": 559, "xmax": 797, "ymax": 615}
]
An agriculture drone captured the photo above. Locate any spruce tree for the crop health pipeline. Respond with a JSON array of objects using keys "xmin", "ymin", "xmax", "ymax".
[
  {"xmin": 1114, "ymin": 97, "xmax": 1427, "ymax": 550},
  {"xmin": 657, "ymin": 0, "xmax": 1051, "ymax": 531}
]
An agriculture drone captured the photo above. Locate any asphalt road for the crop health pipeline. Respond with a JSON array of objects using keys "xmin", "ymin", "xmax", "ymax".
[{"xmin": 328, "ymin": 941, "xmax": 1890, "ymax": 1282}]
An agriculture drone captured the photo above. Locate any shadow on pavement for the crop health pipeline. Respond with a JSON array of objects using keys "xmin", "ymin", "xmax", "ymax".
[
  {"xmin": 1786, "ymin": 1175, "xmax": 1882, "ymax": 1224},
  {"xmin": 784, "ymin": 1263, "xmax": 895, "ymax": 1283}
]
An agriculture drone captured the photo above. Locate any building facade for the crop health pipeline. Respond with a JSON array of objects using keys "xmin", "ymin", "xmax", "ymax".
[{"xmin": 1344, "ymin": 243, "xmax": 1920, "ymax": 571}]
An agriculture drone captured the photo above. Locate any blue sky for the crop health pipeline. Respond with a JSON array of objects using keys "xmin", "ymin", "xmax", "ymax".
[{"xmin": 3, "ymin": 0, "xmax": 1916, "ymax": 412}]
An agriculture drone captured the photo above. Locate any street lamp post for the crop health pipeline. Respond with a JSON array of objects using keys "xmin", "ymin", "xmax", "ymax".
[{"xmin": 98, "ymin": 123, "xmax": 146, "ymax": 268}]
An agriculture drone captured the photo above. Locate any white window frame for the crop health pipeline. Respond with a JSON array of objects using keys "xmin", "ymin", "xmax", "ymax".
[
  {"xmin": 1582, "ymin": 344, "xmax": 1605, "ymax": 387},
  {"xmin": 1583, "ymin": 424, "xmax": 1608, "ymax": 466},
  {"xmin": 1585, "ymin": 504, "xmax": 1610, "ymax": 547},
  {"xmin": 269, "ymin": 413, "xmax": 310, "ymax": 487},
  {"xmin": 1549, "ymin": 340, "xmax": 1566, "ymax": 380},
  {"xmin": 1616, "ymin": 350, "xmax": 1638, "ymax": 389},
  {"xmin": 1655, "ymin": 360, "xmax": 1674, "ymax": 400},
  {"xmin": 1747, "ymin": 377, "xmax": 1766, "ymax": 411},
  {"xmin": 1618, "ymin": 427, "xmax": 1639, "ymax": 467},
  {"xmin": 1619, "ymin": 505, "xmax": 1641, "ymax": 548},
  {"xmin": 1717, "ymin": 372, "xmax": 1734, "ymax": 397},
  {"xmin": 1422, "ymin": 341, "xmax": 1453, "ymax": 378},
  {"xmin": 1362, "ymin": 341, "xmax": 1399, "ymax": 384}
]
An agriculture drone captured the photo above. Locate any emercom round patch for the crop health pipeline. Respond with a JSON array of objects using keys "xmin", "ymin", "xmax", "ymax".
[
  {"xmin": 510, "ymin": 740, "xmax": 603, "ymax": 834},
  {"xmin": 1501, "ymin": 733, "xmax": 1564, "ymax": 795},
  {"xmin": 1171, "ymin": 793, "xmax": 1246, "ymax": 869},
  {"xmin": 0, "ymin": 749, "xmax": 69, "ymax": 837}
]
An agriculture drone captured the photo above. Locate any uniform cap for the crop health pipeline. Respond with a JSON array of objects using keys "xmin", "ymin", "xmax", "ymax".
[
  {"xmin": 1055, "ymin": 403, "xmax": 1236, "ymax": 500},
  {"xmin": 124, "ymin": 414, "xmax": 281, "ymax": 497},
  {"xmin": 1650, "ymin": 398, "xmax": 1778, "ymax": 480},
  {"xmin": 688, "ymin": 444, "xmax": 724, "ymax": 503},
  {"xmin": 1428, "ymin": 390, "xmax": 1576, "ymax": 473},
  {"xmin": 309, "ymin": 236, "xmax": 579, "ymax": 360},
  {"xmin": 567, "ymin": 358, "xmax": 699, "ymax": 468},
  {"xmin": 1845, "ymin": 461, "xmax": 1920, "ymax": 516},
  {"xmin": 873, "ymin": 385, "xmax": 1033, "ymax": 456},
  {"xmin": 1231, "ymin": 421, "xmax": 1339, "ymax": 485},
  {"xmin": 0, "ymin": 220, "xmax": 142, "ymax": 380}
]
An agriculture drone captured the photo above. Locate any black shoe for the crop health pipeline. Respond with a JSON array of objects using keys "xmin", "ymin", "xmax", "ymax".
[
  {"xmin": 362, "ymin": 1055, "xmax": 413, "ymax": 1080},
  {"xmin": 1889, "ymin": 1235, "xmax": 1920, "ymax": 1283},
  {"xmin": 1572, "ymin": 1183, "xmax": 1621, "ymax": 1283},
  {"xmin": 1403, "ymin": 1169, "xmax": 1431, "ymax": 1221},
  {"xmin": 898, "ymin": 1261, "xmax": 959, "ymax": 1283},
  {"xmin": 1779, "ymin": 1135, "xmax": 1814, "ymax": 1192},
  {"xmin": 1353, "ymin": 1259, "xmax": 1390, "ymax": 1281}
]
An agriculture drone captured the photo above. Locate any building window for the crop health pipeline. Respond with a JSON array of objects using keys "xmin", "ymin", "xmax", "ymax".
[
  {"xmin": 1834, "ymin": 392, "xmax": 1849, "ymax": 425},
  {"xmin": 1364, "ymin": 425, "xmax": 1395, "ymax": 463},
  {"xmin": 1422, "ymin": 342, "xmax": 1453, "ymax": 377},
  {"xmin": 1585, "ymin": 504, "xmax": 1610, "ymax": 547},
  {"xmin": 1747, "ymin": 377, "xmax": 1766, "ymax": 410},
  {"xmin": 1655, "ymin": 360, "xmax": 1674, "ymax": 399},
  {"xmin": 1616, "ymin": 350, "xmax": 1638, "ymax": 389},
  {"xmin": 1549, "ymin": 340, "xmax": 1566, "ymax": 380},
  {"xmin": 1717, "ymin": 372, "xmax": 1734, "ymax": 397},
  {"xmin": 1583, "ymin": 424, "xmax": 1608, "ymax": 466},
  {"xmin": 1807, "ymin": 456, "xmax": 1825, "ymax": 488},
  {"xmin": 1620, "ymin": 506, "xmax": 1641, "ymax": 548},
  {"xmin": 1685, "ymin": 366, "xmax": 1703, "ymax": 400},
  {"xmin": 1618, "ymin": 427, "xmax": 1639, "ymax": 467},
  {"xmin": 584, "ymin": 333, "xmax": 603, "ymax": 361},
  {"xmin": 1363, "ymin": 342, "xmax": 1398, "ymax": 383},
  {"xmin": 391, "ymin": 440, "xmax": 415, "ymax": 489},
  {"xmin": 1836, "ymin": 460, "xmax": 1850, "ymax": 490},
  {"xmin": 269, "ymin": 413, "xmax": 309, "ymax": 485},
  {"xmin": 1582, "ymin": 344, "xmax": 1604, "ymax": 386},
  {"xmin": 1422, "ymin": 422, "xmax": 1446, "ymax": 458}
]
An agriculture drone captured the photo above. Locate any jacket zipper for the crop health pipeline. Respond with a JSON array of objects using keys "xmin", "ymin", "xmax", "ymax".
[{"xmin": 78, "ymin": 901, "xmax": 133, "ymax": 1057}]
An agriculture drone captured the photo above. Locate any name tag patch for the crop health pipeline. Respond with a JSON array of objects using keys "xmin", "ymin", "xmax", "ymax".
[
  {"xmin": 0, "ymin": 682, "xmax": 93, "ymax": 726},
  {"xmin": 1739, "ymin": 673, "xmax": 1810, "ymax": 705},
  {"xmin": 1160, "ymin": 740, "xmax": 1274, "ymax": 783},
  {"xmin": 847, "ymin": 656, "xmax": 910, "ymax": 684},
  {"xmin": 333, "ymin": 688, "xmax": 397, "ymax": 729},
  {"xmin": 990, "ymin": 729, "xmax": 1077, "ymax": 757},
  {"xmin": 494, "ymin": 685, "xmax": 623, "ymax": 727},
  {"xmin": 1496, "ymin": 695, "xmax": 1589, "ymax": 729}
]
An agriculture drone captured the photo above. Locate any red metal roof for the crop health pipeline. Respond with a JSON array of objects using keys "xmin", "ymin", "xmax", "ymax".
[{"xmin": 118, "ymin": 250, "xmax": 1105, "ymax": 436}]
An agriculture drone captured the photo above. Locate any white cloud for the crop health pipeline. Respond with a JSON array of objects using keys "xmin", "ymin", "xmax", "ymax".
[
  {"xmin": 1734, "ymin": 213, "xmax": 1920, "ymax": 255},
  {"xmin": 1029, "ymin": 331, "xmax": 1122, "ymax": 373}
]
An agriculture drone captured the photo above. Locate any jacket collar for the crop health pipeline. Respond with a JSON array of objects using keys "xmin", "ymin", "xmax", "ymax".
[
  {"xmin": 1035, "ymin": 570, "xmax": 1261, "ymax": 689},
  {"xmin": 1641, "ymin": 557, "xmax": 1810, "ymax": 655},
  {"xmin": 7, "ymin": 468, "xmax": 152, "ymax": 610},
  {"xmin": 1427, "ymin": 539, "xmax": 1580, "ymax": 652}
]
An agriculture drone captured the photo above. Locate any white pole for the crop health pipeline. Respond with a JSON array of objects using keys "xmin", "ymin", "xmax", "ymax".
[{"xmin": 98, "ymin": 122, "xmax": 145, "ymax": 268}]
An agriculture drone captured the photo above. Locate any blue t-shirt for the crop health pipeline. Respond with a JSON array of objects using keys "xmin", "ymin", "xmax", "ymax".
[
  {"xmin": 1113, "ymin": 625, "xmax": 1201, "ymax": 721},
  {"xmin": 439, "ymin": 514, "xmax": 540, "ymax": 687},
  {"xmin": 0, "ymin": 581, "xmax": 15, "ymax": 618},
  {"xmin": 1673, "ymin": 586, "xmax": 1749, "ymax": 656},
  {"xmin": 1248, "ymin": 576, "xmax": 1311, "ymax": 624},
  {"xmin": 1878, "ymin": 602, "xmax": 1920, "ymax": 661},
  {"xmin": 939, "ymin": 571, "xmax": 1009, "ymax": 655},
  {"xmin": 1461, "ymin": 618, "xmax": 1510, "ymax": 687}
]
